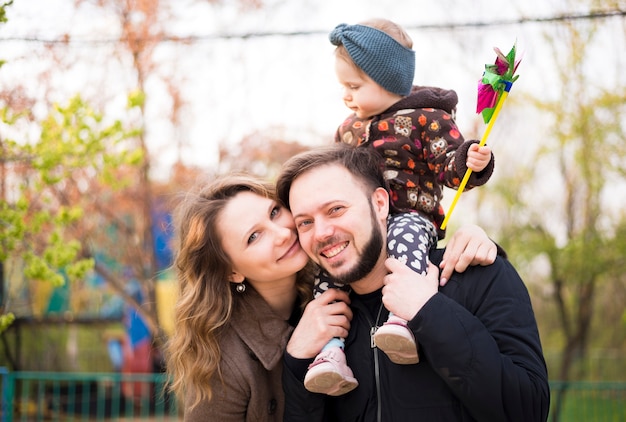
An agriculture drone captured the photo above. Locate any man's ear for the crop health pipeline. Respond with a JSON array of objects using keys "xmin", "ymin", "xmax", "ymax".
[
  {"xmin": 372, "ymin": 187, "xmax": 390, "ymax": 220},
  {"xmin": 228, "ymin": 272, "xmax": 245, "ymax": 284}
]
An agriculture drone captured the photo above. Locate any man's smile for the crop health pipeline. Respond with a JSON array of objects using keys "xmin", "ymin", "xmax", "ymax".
[{"xmin": 320, "ymin": 241, "xmax": 348, "ymax": 259}]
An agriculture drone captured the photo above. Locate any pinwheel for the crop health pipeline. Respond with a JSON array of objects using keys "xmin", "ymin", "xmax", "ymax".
[{"xmin": 440, "ymin": 43, "xmax": 521, "ymax": 230}]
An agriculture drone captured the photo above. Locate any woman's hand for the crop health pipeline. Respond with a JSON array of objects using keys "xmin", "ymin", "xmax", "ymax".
[
  {"xmin": 439, "ymin": 224, "xmax": 497, "ymax": 286},
  {"xmin": 286, "ymin": 288, "xmax": 352, "ymax": 359}
]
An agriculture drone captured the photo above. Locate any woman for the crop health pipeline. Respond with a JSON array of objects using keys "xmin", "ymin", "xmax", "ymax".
[{"xmin": 165, "ymin": 173, "xmax": 497, "ymax": 421}]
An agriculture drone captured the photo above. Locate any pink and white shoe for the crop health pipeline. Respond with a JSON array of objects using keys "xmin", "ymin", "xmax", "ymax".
[
  {"xmin": 304, "ymin": 346, "xmax": 358, "ymax": 396},
  {"xmin": 373, "ymin": 315, "xmax": 420, "ymax": 364}
]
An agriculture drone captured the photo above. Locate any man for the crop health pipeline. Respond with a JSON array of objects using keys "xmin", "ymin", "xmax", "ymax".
[{"xmin": 276, "ymin": 144, "xmax": 549, "ymax": 421}]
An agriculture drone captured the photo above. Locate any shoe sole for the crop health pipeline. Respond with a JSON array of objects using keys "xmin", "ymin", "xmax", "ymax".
[
  {"xmin": 374, "ymin": 330, "xmax": 420, "ymax": 365},
  {"xmin": 304, "ymin": 369, "xmax": 358, "ymax": 396}
]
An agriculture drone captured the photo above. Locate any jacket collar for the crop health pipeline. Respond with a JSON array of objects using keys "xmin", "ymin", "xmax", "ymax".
[
  {"xmin": 384, "ymin": 85, "xmax": 459, "ymax": 115},
  {"xmin": 230, "ymin": 287, "xmax": 294, "ymax": 371}
]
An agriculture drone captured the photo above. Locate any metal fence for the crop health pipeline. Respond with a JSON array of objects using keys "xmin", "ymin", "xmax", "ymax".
[
  {"xmin": 0, "ymin": 368, "xmax": 180, "ymax": 421},
  {"xmin": 549, "ymin": 381, "xmax": 626, "ymax": 422},
  {"xmin": 1, "ymin": 368, "xmax": 625, "ymax": 421}
]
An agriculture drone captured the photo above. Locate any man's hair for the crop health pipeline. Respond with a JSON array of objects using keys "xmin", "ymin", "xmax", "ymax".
[{"xmin": 276, "ymin": 143, "xmax": 388, "ymax": 210}]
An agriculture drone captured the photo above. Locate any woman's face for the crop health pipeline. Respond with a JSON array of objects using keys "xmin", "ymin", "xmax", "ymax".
[{"xmin": 218, "ymin": 191, "xmax": 309, "ymax": 287}]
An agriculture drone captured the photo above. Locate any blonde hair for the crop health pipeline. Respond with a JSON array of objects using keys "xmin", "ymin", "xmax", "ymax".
[
  {"xmin": 334, "ymin": 18, "xmax": 413, "ymax": 73},
  {"xmin": 165, "ymin": 174, "xmax": 313, "ymax": 409}
]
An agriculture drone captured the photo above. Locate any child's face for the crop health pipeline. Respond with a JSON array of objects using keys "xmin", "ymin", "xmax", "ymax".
[{"xmin": 335, "ymin": 56, "xmax": 402, "ymax": 119}]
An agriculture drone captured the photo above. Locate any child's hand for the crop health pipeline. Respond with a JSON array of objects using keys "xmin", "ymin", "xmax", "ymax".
[
  {"xmin": 286, "ymin": 289, "xmax": 352, "ymax": 359},
  {"xmin": 382, "ymin": 258, "xmax": 439, "ymax": 320},
  {"xmin": 467, "ymin": 143, "xmax": 491, "ymax": 172}
]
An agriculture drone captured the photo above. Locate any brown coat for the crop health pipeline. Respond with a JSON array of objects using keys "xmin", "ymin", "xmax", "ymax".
[{"xmin": 183, "ymin": 287, "xmax": 294, "ymax": 422}]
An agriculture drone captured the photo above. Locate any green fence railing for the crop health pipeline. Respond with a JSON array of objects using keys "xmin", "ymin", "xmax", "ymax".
[
  {"xmin": 1, "ymin": 367, "xmax": 625, "ymax": 421},
  {"xmin": 548, "ymin": 381, "xmax": 626, "ymax": 422},
  {"xmin": 0, "ymin": 368, "xmax": 179, "ymax": 421}
]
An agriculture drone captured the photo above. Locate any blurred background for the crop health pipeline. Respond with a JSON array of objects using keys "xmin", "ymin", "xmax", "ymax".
[{"xmin": 0, "ymin": 0, "xmax": 625, "ymax": 419}]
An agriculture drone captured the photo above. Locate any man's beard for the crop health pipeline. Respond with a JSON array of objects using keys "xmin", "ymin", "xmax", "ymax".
[{"xmin": 324, "ymin": 205, "xmax": 384, "ymax": 285}]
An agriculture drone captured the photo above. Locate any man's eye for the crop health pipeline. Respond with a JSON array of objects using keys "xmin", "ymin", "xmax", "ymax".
[{"xmin": 296, "ymin": 220, "xmax": 312, "ymax": 231}]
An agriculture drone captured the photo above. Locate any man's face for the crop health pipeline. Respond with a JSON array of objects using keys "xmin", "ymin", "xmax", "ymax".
[{"xmin": 289, "ymin": 164, "xmax": 388, "ymax": 284}]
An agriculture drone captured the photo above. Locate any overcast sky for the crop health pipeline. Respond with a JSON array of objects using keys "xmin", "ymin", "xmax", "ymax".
[{"xmin": 1, "ymin": 0, "xmax": 623, "ymax": 180}]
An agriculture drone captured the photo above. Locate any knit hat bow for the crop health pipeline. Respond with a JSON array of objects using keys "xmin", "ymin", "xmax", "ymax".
[{"xmin": 329, "ymin": 23, "xmax": 415, "ymax": 97}]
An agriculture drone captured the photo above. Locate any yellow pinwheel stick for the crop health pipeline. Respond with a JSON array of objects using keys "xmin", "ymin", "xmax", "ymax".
[{"xmin": 440, "ymin": 83, "xmax": 511, "ymax": 231}]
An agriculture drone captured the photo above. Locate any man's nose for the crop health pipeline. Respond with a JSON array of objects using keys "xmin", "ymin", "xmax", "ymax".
[{"xmin": 314, "ymin": 219, "xmax": 334, "ymax": 241}]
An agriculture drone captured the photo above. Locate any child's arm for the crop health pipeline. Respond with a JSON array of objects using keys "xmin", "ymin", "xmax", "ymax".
[
  {"xmin": 418, "ymin": 108, "xmax": 494, "ymax": 190},
  {"xmin": 334, "ymin": 114, "xmax": 368, "ymax": 146},
  {"xmin": 442, "ymin": 138, "xmax": 495, "ymax": 190}
]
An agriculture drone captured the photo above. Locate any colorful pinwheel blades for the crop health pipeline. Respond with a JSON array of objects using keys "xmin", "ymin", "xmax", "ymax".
[
  {"xmin": 440, "ymin": 43, "xmax": 521, "ymax": 230},
  {"xmin": 476, "ymin": 43, "xmax": 521, "ymax": 123}
]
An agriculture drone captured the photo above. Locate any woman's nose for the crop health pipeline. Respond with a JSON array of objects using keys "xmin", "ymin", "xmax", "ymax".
[{"xmin": 274, "ymin": 224, "xmax": 293, "ymax": 244}]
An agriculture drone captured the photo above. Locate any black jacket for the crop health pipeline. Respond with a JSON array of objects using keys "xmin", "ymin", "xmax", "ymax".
[{"xmin": 283, "ymin": 250, "xmax": 550, "ymax": 421}]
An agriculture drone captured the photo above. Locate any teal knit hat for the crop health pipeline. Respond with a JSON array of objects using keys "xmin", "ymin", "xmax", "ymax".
[{"xmin": 329, "ymin": 23, "xmax": 415, "ymax": 97}]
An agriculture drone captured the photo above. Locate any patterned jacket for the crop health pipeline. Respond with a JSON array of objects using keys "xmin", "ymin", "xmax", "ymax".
[{"xmin": 335, "ymin": 86, "xmax": 495, "ymax": 239}]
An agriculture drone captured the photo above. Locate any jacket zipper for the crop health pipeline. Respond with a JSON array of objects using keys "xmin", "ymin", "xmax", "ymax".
[{"xmin": 368, "ymin": 303, "xmax": 385, "ymax": 422}]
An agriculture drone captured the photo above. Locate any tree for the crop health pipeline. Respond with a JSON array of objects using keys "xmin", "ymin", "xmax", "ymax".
[
  {"xmin": 2, "ymin": 0, "xmax": 289, "ymax": 363},
  {"xmin": 1, "ymin": 0, "xmax": 286, "ymax": 359},
  {"xmin": 74, "ymin": 0, "xmax": 269, "ymax": 343},
  {"xmin": 218, "ymin": 128, "xmax": 312, "ymax": 180},
  {"xmin": 477, "ymin": 8, "xmax": 626, "ymax": 421},
  {"xmin": 1, "ymin": 95, "xmax": 143, "ymax": 336},
  {"xmin": 0, "ymin": 0, "xmax": 15, "ymax": 333}
]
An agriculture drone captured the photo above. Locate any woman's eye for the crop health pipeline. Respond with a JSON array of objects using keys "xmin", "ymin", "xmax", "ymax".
[
  {"xmin": 270, "ymin": 205, "xmax": 280, "ymax": 219},
  {"xmin": 247, "ymin": 232, "xmax": 259, "ymax": 244}
]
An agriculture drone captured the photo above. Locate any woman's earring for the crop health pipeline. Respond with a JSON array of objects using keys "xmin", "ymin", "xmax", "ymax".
[{"xmin": 236, "ymin": 283, "xmax": 246, "ymax": 293}]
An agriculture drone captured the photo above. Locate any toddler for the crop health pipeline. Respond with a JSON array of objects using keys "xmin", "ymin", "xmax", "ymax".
[{"xmin": 303, "ymin": 19, "xmax": 495, "ymax": 396}]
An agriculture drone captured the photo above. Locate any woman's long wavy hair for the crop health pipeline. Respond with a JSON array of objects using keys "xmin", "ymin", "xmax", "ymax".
[{"xmin": 165, "ymin": 173, "xmax": 314, "ymax": 409}]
